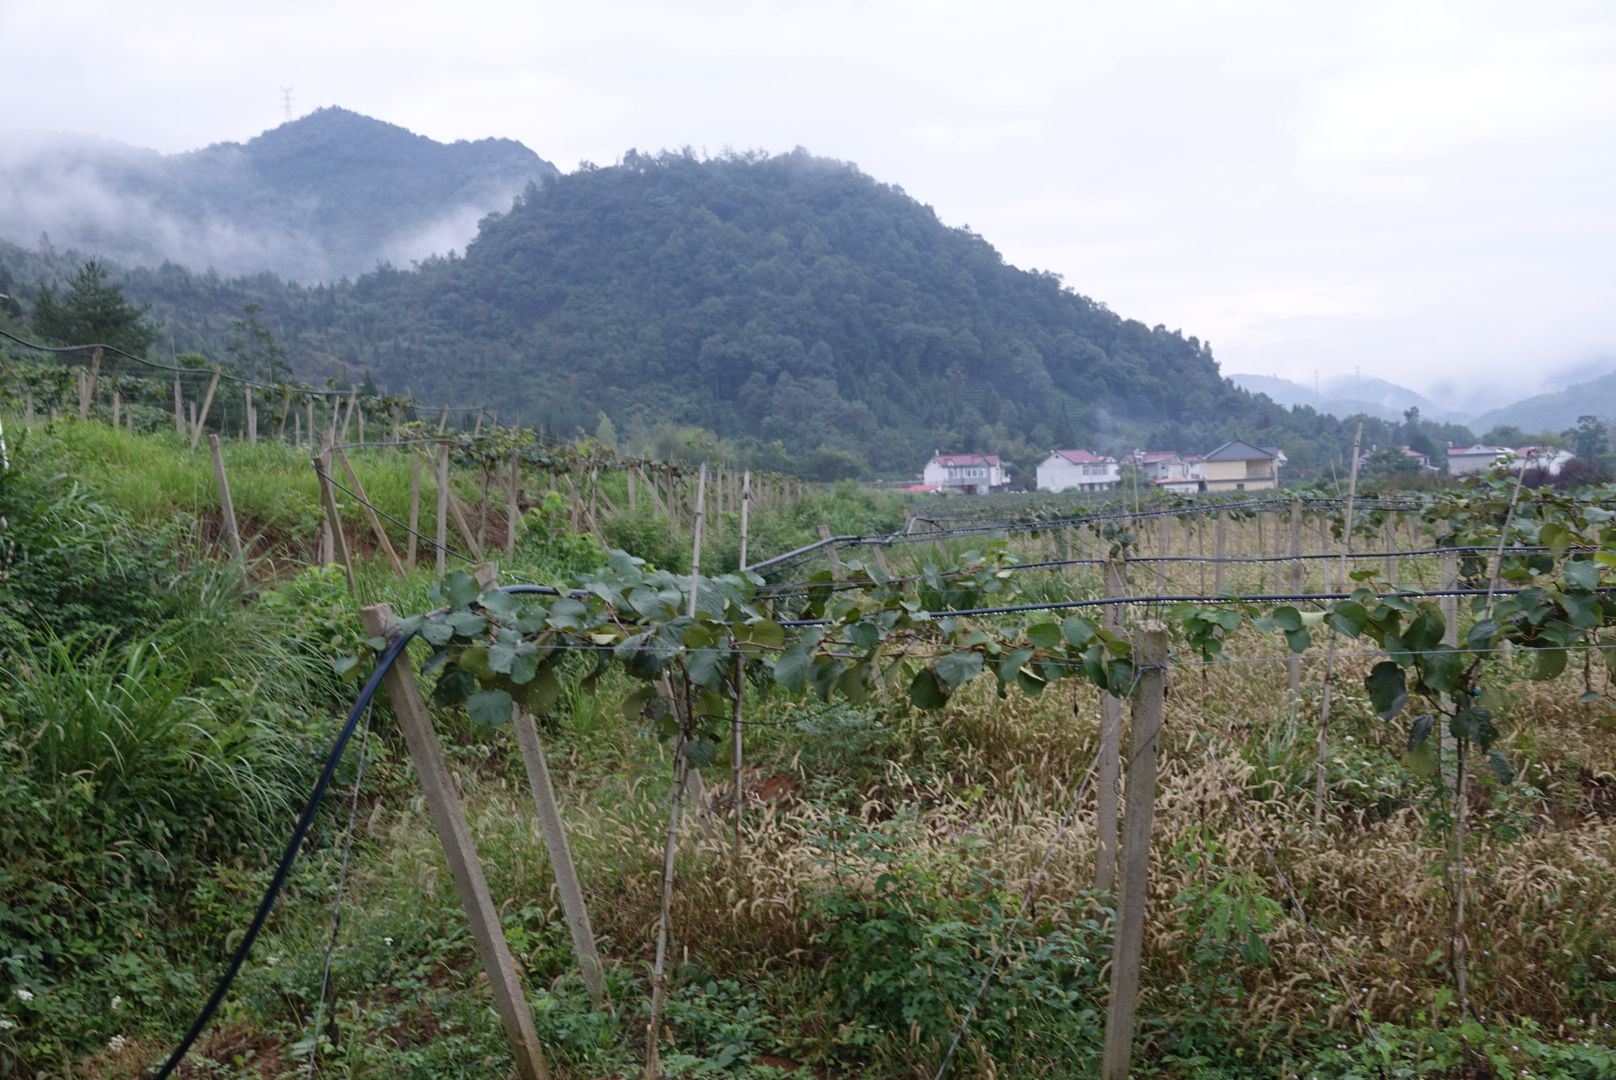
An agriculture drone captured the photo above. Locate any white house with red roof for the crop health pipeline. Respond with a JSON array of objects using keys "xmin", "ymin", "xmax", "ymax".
[
  {"xmin": 1036, "ymin": 449, "xmax": 1120, "ymax": 492},
  {"xmin": 922, "ymin": 452, "xmax": 1008, "ymax": 494}
]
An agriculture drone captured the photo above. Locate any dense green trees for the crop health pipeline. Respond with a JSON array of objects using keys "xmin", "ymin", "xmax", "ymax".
[
  {"xmin": 2, "ymin": 151, "xmax": 1472, "ymax": 478},
  {"xmin": 30, "ymin": 259, "xmax": 156, "ymax": 356}
]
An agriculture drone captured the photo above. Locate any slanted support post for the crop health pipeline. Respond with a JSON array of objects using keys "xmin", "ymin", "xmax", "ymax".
[
  {"xmin": 360, "ymin": 605, "xmax": 551, "ymax": 1080},
  {"xmin": 208, "ymin": 434, "xmax": 243, "ymax": 561}
]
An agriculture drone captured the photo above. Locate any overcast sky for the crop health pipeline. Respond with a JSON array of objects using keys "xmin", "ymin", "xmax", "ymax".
[{"xmin": 2, "ymin": 0, "xmax": 1612, "ymax": 401}]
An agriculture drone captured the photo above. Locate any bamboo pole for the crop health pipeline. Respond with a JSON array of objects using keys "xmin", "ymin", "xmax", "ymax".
[
  {"xmin": 334, "ymin": 447, "xmax": 405, "ymax": 577},
  {"xmin": 111, "ymin": 389, "xmax": 120, "ymax": 430},
  {"xmin": 245, "ymin": 387, "xmax": 256, "ymax": 443},
  {"xmin": 360, "ymin": 605, "xmax": 552, "ymax": 1080},
  {"xmin": 688, "ymin": 464, "xmax": 707, "ymax": 616},
  {"xmin": 1213, "ymin": 511, "xmax": 1227, "ymax": 595},
  {"xmin": 1100, "ymin": 622, "xmax": 1168, "ymax": 1080},
  {"xmin": 208, "ymin": 435, "xmax": 243, "ymax": 561},
  {"xmin": 738, "ymin": 471, "xmax": 751, "ymax": 570},
  {"xmin": 275, "ymin": 387, "xmax": 292, "ymax": 441},
  {"xmin": 1314, "ymin": 422, "xmax": 1363, "ymax": 828},
  {"xmin": 1289, "ymin": 500, "xmax": 1303, "ymax": 699}
]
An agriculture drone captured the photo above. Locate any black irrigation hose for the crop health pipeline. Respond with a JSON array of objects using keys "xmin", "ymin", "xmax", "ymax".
[{"xmin": 148, "ymin": 630, "xmax": 413, "ymax": 1080}]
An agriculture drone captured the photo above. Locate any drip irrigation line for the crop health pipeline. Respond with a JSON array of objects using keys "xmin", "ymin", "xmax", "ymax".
[{"xmin": 148, "ymin": 629, "xmax": 412, "ymax": 1080}]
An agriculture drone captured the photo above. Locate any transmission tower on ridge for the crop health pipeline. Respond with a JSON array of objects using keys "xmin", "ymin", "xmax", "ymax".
[{"xmin": 279, "ymin": 87, "xmax": 295, "ymax": 123}]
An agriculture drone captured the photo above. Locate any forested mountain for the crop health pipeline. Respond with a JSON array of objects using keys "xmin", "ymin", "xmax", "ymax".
[
  {"xmin": 0, "ymin": 108, "xmax": 556, "ymax": 281},
  {"xmin": 2, "ymin": 148, "xmax": 1471, "ymax": 478}
]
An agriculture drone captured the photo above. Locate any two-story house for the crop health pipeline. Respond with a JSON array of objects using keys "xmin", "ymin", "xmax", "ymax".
[
  {"xmin": 922, "ymin": 453, "xmax": 1008, "ymax": 495},
  {"xmin": 1200, "ymin": 440, "xmax": 1281, "ymax": 491},
  {"xmin": 1447, "ymin": 444, "xmax": 1511, "ymax": 475},
  {"xmin": 1035, "ymin": 450, "xmax": 1120, "ymax": 492}
]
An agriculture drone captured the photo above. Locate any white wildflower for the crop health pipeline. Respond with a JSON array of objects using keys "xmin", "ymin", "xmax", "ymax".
[
  {"xmin": 13, "ymin": 989, "xmax": 31, "ymax": 1003},
  {"xmin": 0, "ymin": 1018, "xmax": 16, "ymax": 1031},
  {"xmin": 110, "ymin": 995, "xmax": 123, "ymax": 1010},
  {"xmin": 108, "ymin": 1035, "xmax": 127, "ymax": 1052}
]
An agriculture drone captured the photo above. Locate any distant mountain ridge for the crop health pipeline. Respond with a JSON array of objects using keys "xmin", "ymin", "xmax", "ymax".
[
  {"xmin": 0, "ymin": 108, "xmax": 558, "ymax": 281},
  {"xmin": 1471, "ymin": 365, "xmax": 1616, "ymax": 434},
  {"xmin": 1229, "ymin": 372, "xmax": 1463, "ymax": 423}
]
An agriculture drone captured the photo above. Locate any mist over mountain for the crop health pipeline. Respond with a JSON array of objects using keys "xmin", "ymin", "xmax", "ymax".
[
  {"xmin": 4, "ymin": 144, "xmax": 1477, "ymax": 477},
  {"xmin": 1228, "ymin": 372, "xmax": 1472, "ymax": 424},
  {"xmin": 0, "ymin": 108, "xmax": 557, "ymax": 282}
]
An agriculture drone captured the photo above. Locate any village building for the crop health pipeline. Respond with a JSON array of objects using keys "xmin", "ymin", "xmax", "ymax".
[
  {"xmin": 1035, "ymin": 449, "xmax": 1120, "ymax": 492},
  {"xmin": 1200, "ymin": 440, "xmax": 1282, "ymax": 491},
  {"xmin": 921, "ymin": 452, "xmax": 1008, "ymax": 495},
  {"xmin": 1508, "ymin": 446, "xmax": 1576, "ymax": 476}
]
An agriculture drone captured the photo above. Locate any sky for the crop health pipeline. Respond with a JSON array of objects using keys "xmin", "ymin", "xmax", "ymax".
[{"xmin": 2, "ymin": 0, "xmax": 1613, "ymax": 404}]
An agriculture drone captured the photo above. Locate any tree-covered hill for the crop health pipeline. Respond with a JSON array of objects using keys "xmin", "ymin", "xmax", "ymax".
[
  {"xmin": 0, "ymin": 108, "xmax": 556, "ymax": 281},
  {"xmin": 4, "ymin": 148, "xmax": 1471, "ymax": 477}
]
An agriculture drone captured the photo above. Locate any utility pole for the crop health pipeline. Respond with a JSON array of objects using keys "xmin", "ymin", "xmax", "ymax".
[{"xmin": 279, "ymin": 86, "xmax": 295, "ymax": 123}]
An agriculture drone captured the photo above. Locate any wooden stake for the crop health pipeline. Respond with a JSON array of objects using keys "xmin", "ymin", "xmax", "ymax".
[
  {"xmin": 334, "ymin": 447, "xmax": 405, "ymax": 577},
  {"xmin": 306, "ymin": 398, "xmax": 316, "ymax": 448},
  {"xmin": 436, "ymin": 446, "xmax": 450, "ymax": 576},
  {"xmin": 1094, "ymin": 558, "xmax": 1125, "ymax": 894},
  {"xmin": 339, "ymin": 387, "xmax": 357, "ymax": 442},
  {"xmin": 111, "ymin": 389, "xmax": 120, "ymax": 430},
  {"xmin": 87, "ymin": 347, "xmax": 101, "ymax": 411},
  {"xmin": 1100, "ymin": 622, "xmax": 1168, "ymax": 1080},
  {"xmin": 245, "ymin": 387, "xmax": 256, "ymax": 443},
  {"xmin": 314, "ymin": 448, "xmax": 356, "ymax": 593},
  {"xmin": 76, "ymin": 367, "xmax": 89, "ymax": 421},
  {"xmin": 189, "ymin": 370, "xmax": 221, "ymax": 452},
  {"xmin": 208, "ymin": 435, "xmax": 243, "ymax": 561},
  {"xmin": 818, "ymin": 523, "xmax": 843, "ymax": 579},
  {"xmin": 275, "ymin": 387, "xmax": 292, "ymax": 442},
  {"xmin": 506, "ymin": 452, "xmax": 520, "ymax": 555},
  {"xmin": 511, "ymin": 706, "xmax": 608, "ymax": 1007},
  {"xmin": 408, "ymin": 452, "xmax": 422, "ymax": 567},
  {"xmin": 175, "ymin": 379, "xmax": 188, "ymax": 435},
  {"xmin": 628, "ymin": 468, "xmax": 638, "ymax": 513},
  {"xmin": 359, "ymin": 605, "xmax": 552, "ymax": 1080},
  {"xmin": 1213, "ymin": 511, "xmax": 1227, "ymax": 595}
]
